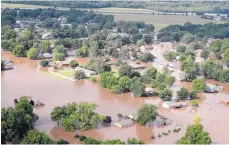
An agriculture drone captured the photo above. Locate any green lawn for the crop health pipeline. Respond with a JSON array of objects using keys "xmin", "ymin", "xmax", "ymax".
[
  {"xmin": 42, "ymin": 71, "xmax": 66, "ymax": 80},
  {"xmin": 57, "ymin": 70, "xmax": 75, "ymax": 78},
  {"xmin": 108, "ymin": 13, "xmax": 224, "ymax": 30}
]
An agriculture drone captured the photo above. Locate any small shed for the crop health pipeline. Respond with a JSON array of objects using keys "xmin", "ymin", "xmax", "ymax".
[{"xmin": 114, "ymin": 120, "xmax": 134, "ymax": 128}]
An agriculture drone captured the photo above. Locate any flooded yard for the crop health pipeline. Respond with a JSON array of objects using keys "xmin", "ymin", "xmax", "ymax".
[{"xmin": 1, "ymin": 51, "xmax": 229, "ymax": 143}]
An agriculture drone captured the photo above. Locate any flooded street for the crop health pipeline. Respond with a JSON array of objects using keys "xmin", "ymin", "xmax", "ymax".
[{"xmin": 1, "ymin": 51, "xmax": 229, "ymax": 144}]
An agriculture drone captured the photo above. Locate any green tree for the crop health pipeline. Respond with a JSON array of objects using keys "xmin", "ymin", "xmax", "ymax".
[
  {"xmin": 69, "ymin": 60, "xmax": 79, "ymax": 69},
  {"xmin": 130, "ymin": 77, "xmax": 145, "ymax": 97},
  {"xmin": 56, "ymin": 139, "xmax": 69, "ymax": 144},
  {"xmin": 4, "ymin": 29, "xmax": 17, "ymax": 40},
  {"xmin": 40, "ymin": 60, "xmax": 49, "ymax": 67},
  {"xmin": 54, "ymin": 53, "xmax": 65, "ymax": 61},
  {"xmin": 117, "ymin": 76, "xmax": 131, "ymax": 93},
  {"xmin": 159, "ymin": 88, "xmax": 172, "ymax": 101},
  {"xmin": 23, "ymin": 130, "xmax": 55, "ymax": 144},
  {"xmin": 144, "ymin": 67, "xmax": 158, "ymax": 79},
  {"xmin": 74, "ymin": 70, "xmax": 86, "ymax": 80},
  {"xmin": 180, "ymin": 33, "xmax": 197, "ymax": 44},
  {"xmin": 53, "ymin": 45, "xmax": 66, "ymax": 55},
  {"xmin": 192, "ymin": 78, "xmax": 206, "ymax": 92},
  {"xmin": 177, "ymin": 87, "xmax": 189, "ymax": 100},
  {"xmin": 180, "ymin": 55, "xmax": 200, "ymax": 81},
  {"xmin": 139, "ymin": 52, "xmax": 155, "ymax": 62},
  {"xmin": 1, "ymin": 97, "xmax": 38, "ymax": 143},
  {"xmin": 51, "ymin": 102, "xmax": 104, "ymax": 131},
  {"xmin": 24, "ymin": 30, "xmax": 33, "ymax": 40},
  {"xmin": 39, "ymin": 40, "xmax": 50, "ymax": 53},
  {"xmin": 127, "ymin": 138, "xmax": 144, "ymax": 144},
  {"xmin": 222, "ymin": 49, "xmax": 229, "ymax": 67},
  {"xmin": 164, "ymin": 51, "xmax": 177, "ymax": 61},
  {"xmin": 12, "ymin": 44, "xmax": 26, "ymax": 57},
  {"xmin": 143, "ymin": 35, "xmax": 152, "ymax": 44},
  {"xmin": 200, "ymin": 49, "xmax": 210, "ymax": 60},
  {"xmin": 137, "ymin": 104, "xmax": 157, "ymax": 125},
  {"xmin": 27, "ymin": 47, "xmax": 38, "ymax": 59},
  {"xmin": 176, "ymin": 124, "xmax": 211, "ymax": 144}
]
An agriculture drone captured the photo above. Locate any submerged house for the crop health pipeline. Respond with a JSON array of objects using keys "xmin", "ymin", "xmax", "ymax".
[
  {"xmin": 114, "ymin": 120, "xmax": 134, "ymax": 128},
  {"xmin": 128, "ymin": 113, "xmax": 138, "ymax": 121},
  {"xmin": 129, "ymin": 63, "xmax": 145, "ymax": 69},
  {"xmin": 162, "ymin": 101, "xmax": 188, "ymax": 109},
  {"xmin": 146, "ymin": 115, "xmax": 172, "ymax": 127},
  {"xmin": 2, "ymin": 59, "xmax": 13, "ymax": 70},
  {"xmin": 75, "ymin": 67, "xmax": 97, "ymax": 77},
  {"xmin": 205, "ymin": 84, "xmax": 224, "ymax": 93}
]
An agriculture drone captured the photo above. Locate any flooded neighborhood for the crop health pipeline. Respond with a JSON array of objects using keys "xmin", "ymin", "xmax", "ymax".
[
  {"xmin": 2, "ymin": 50, "xmax": 229, "ymax": 143},
  {"xmin": 1, "ymin": 1, "xmax": 229, "ymax": 144}
]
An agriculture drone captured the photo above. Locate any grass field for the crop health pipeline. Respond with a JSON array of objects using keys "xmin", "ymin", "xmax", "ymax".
[
  {"xmin": 107, "ymin": 13, "xmax": 224, "ymax": 30},
  {"xmin": 57, "ymin": 70, "xmax": 75, "ymax": 78},
  {"xmin": 93, "ymin": 7, "xmax": 158, "ymax": 13},
  {"xmin": 1, "ymin": 3, "xmax": 51, "ymax": 9}
]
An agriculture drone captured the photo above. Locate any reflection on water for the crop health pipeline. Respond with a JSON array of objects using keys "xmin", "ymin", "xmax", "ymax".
[{"xmin": 1, "ymin": 51, "xmax": 229, "ymax": 143}]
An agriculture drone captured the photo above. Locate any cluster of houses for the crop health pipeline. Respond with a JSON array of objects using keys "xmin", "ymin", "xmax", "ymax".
[{"xmin": 114, "ymin": 112, "xmax": 172, "ymax": 128}]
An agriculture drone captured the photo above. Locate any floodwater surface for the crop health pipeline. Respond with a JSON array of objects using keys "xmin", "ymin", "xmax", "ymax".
[{"xmin": 1, "ymin": 51, "xmax": 229, "ymax": 143}]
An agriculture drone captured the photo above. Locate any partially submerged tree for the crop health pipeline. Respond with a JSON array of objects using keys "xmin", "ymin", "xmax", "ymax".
[
  {"xmin": 51, "ymin": 102, "xmax": 104, "ymax": 131},
  {"xmin": 176, "ymin": 124, "xmax": 211, "ymax": 144},
  {"xmin": 192, "ymin": 78, "xmax": 206, "ymax": 92},
  {"xmin": 137, "ymin": 104, "xmax": 157, "ymax": 125}
]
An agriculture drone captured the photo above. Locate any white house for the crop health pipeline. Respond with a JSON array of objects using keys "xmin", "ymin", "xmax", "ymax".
[
  {"xmin": 162, "ymin": 101, "xmax": 188, "ymax": 109},
  {"xmin": 75, "ymin": 67, "xmax": 97, "ymax": 77}
]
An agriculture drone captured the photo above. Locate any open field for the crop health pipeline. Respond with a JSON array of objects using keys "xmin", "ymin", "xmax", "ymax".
[
  {"xmin": 57, "ymin": 70, "xmax": 75, "ymax": 78},
  {"xmin": 1, "ymin": 3, "xmax": 51, "ymax": 9},
  {"xmin": 107, "ymin": 13, "xmax": 226, "ymax": 30},
  {"xmin": 2, "ymin": 3, "xmax": 227, "ymax": 30}
]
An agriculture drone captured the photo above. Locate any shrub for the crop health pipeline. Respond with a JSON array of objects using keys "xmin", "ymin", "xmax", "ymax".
[
  {"xmin": 191, "ymin": 100, "xmax": 198, "ymax": 107},
  {"xmin": 158, "ymin": 134, "xmax": 161, "ymax": 137},
  {"xmin": 168, "ymin": 130, "xmax": 171, "ymax": 133},
  {"xmin": 69, "ymin": 60, "xmax": 79, "ymax": 69},
  {"xmin": 74, "ymin": 70, "xmax": 86, "ymax": 80},
  {"xmin": 40, "ymin": 60, "xmax": 49, "ymax": 67},
  {"xmin": 27, "ymin": 47, "xmax": 38, "ymax": 59},
  {"xmin": 74, "ymin": 134, "xmax": 80, "ymax": 138},
  {"xmin": 190, "ymin": 91, "xmax": 197, "ymax": 99},
  {"xmin": 151, "ymin": 136, "xmax": 156, "ymax": 139},
  {"xmin": 54, "ymin": 53, "xmax": 65, "ymax": 61},
  {"xmin": 91, "ymin": 77, "xmax": 97, "ymax": 82},
  {"xmin": 162, "ymin": 132, "xmax": 169, "ymax": 136},
  {"xmin": 79, "ymin": 136, "xmax": 86, "ymax": 141}
]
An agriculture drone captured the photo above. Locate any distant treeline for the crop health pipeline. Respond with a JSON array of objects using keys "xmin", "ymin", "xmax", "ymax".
[
  {"xmin": 3, "ymin": 1, "xmax": 229, "ymax": 14},
  {"xmin": 158, "ymin": 22, "xmax": 229, "ymax": 41}
]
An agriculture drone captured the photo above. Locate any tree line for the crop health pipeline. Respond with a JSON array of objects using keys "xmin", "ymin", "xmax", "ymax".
[
  {"xmin": 158, "ymin": 22, "xmax": 229, "ymax": 42},
  {"xmin": 4, "ymin": 1, "xmax": 229, "ymax": 14}
]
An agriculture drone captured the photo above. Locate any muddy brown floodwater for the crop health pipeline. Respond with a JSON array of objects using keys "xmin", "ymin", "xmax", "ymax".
[{"xmin": 1, "ymin": 51, "xmax": 229, "ymax": 144}]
